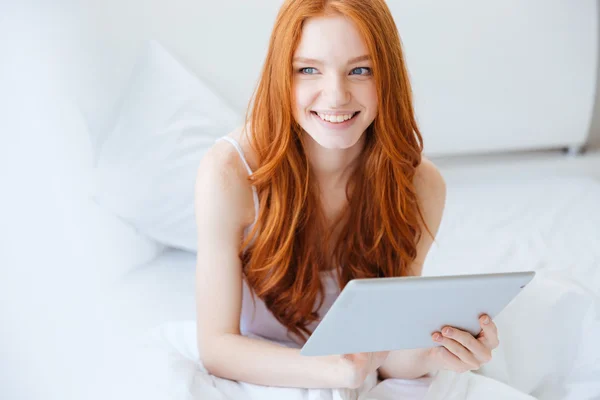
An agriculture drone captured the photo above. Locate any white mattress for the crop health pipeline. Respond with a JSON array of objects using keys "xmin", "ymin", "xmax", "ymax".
[{"xmin": 425, "ymin": 175, "xmax": 600, "ymax": 295}]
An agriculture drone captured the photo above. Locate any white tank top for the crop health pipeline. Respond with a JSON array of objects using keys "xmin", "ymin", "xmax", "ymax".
[{"xmin": 217, "ymin": 136, "xmax": 341, "ymax": 348}]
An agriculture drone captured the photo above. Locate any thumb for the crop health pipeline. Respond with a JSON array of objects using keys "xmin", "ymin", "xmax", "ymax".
[
  {"xmin": 370, "ymin": 351, "xmax": 390, "ymax": 368},
  {"xmin": 342, "ymin": 352, "xmax": 367, "ymax": 362}
]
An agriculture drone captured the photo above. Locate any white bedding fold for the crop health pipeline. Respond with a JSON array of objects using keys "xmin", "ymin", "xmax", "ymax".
[
  {"xmin": 110, "ymin": 271, "xmax": 598, "ymax": 400},
  {"xmin": 121, "ymin": 321, "xmax": 534, "ymax": 400}
]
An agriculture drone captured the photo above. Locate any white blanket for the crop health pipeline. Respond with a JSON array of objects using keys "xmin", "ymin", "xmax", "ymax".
[
  {"xmin": 121, "ymin": 321, "xmax": 533, "ymax": 400},
  {"xmin": 105, "ymin": 270, "xmax": 598, "ymax": 400}
]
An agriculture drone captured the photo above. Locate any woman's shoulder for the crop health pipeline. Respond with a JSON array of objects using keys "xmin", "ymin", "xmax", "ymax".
[
  {"xmin": 200, "ymin": 124, "xmax": 257, "ymax": 178},
  {"xmin": 195, "ymin": 125, "xmax": 257, "ymax": 226},
  {"xmin": 413, "ymin": 156, "xmax": 447, "ymax": 235},
  {"xmin": 413, "ymin": 156, "xmax": 446, "ymax": 203},
  {"xmin": 406, "ymin": 157, "xmax": 447, "ymax": 275}
]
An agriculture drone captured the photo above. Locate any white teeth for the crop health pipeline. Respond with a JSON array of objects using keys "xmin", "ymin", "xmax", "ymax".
[{"xmin": 316, "ymin": 112, "xmax": 356, "ymax": 123}]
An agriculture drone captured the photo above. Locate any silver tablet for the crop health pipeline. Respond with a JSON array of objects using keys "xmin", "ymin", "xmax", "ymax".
[{"xmin": 300, "ymin": 271, "xmax": 535, "ymax": 356}]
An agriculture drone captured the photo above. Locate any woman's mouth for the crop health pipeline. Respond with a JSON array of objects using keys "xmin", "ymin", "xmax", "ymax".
[
  {"xmin": 311, "ymin": 111, "xmax": 360, "ymax": 124},
  {"xmin": 310, "ymin": 110, "xmax": 361, "ymax": 131}
]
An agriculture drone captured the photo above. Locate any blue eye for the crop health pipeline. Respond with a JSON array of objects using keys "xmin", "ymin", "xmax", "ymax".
[
  {"xmin": 299, "ymin": 67, "xmax": 318, "ymax": 75},
  {"xmin": 350, "ymin": 67, "xmax": 372, "ymax": 76}
]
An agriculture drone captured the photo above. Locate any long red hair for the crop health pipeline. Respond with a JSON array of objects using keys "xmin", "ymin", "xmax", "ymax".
[{"xmin": 242, "ymin": 0, "xmax": 426, "ymax": 341}]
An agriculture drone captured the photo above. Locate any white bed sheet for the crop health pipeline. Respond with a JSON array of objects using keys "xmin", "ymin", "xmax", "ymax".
[
  {"xmin": 113, "ymin": 249, "xmax": 197, "ymax": 334},
  {"xmin": 425, "ymin": 174, "xmax": 600, "ymax": 293},
  {"xmin": 102, "ymin": 162, "xmax": 599, "ymax": 400}
]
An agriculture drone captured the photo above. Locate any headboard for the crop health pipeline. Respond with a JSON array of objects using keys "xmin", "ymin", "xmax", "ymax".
[{"xmin": 53, "ymin": 0, "xmax": 598, "ymax": 157}]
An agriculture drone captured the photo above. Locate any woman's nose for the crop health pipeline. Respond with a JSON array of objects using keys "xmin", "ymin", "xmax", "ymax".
[{"xmin": 323, "ymin": 75, "xmax": 350, "ymax": 107}]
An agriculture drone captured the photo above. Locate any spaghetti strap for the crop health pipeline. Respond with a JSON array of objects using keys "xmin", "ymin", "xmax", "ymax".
[
  {"xmin": 218, "ymin": 136, "xmax": 254, "ymax": 175},
  {"xmin": 216, "ymin": 136, "xmax": 260, "ymax": 226}
]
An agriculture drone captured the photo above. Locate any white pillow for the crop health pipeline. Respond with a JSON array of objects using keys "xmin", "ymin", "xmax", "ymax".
[
  {"xmin": 93, "ymin": 40, "xmax": 241, "ymax": 251},
  {"xmin": 28, "ymin": 96, "xmax": 165, "ymax": 282}
]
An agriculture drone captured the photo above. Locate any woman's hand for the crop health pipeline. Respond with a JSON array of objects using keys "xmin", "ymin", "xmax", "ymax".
[
  {"xmin": 428, "ymin": 314, "xmax": 499, "ymax": 373},
  {"xmin": 337, "ymin": 351, "xmax": 390, "ymax": 389}
]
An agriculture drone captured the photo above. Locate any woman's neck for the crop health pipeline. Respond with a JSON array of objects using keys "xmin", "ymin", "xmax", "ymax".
[{"xmin": 304, "ymin": 134, "xmax": 366, "ymax": 189}]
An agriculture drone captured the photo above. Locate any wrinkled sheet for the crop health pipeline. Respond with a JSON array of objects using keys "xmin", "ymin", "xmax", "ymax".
[{"xmin": 120, "ymin": 321, "xmax": 534, "ymax": 400}]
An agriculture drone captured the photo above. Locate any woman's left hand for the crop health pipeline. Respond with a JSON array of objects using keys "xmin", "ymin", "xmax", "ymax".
[{"xmin": 428, "ymin": 314, "xmax": 499, "ymax": 373}]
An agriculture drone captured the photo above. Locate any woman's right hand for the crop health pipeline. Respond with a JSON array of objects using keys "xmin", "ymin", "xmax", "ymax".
[{"xmin": 337, "ymin": 351, "xmax": 390, "ymax": 389}]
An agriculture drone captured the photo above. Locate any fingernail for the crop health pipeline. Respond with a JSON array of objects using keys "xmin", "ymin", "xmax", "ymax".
[
  {"xmin": 433, "ymin": 333, "xmax": 442, "ymax": 342},
  {"xmin": 483, "ymin": 316, "xmax": 490, "ymax": 325},
  {"xmin": 443, "ymin": 327, "xmax": 452, "ymax": 336}
]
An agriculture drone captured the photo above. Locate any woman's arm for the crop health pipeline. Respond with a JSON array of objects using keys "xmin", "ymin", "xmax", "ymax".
[
  {"xmin": 377, "ymin": 158, "xmax": 447, "ymax": 380},
  {"xmin": 200, "ymin": 334, "xmax": 344, "ymax": 388},
  {"xmin": 194, "ymin": 141, "xmax": 350, "ymax": 389}
]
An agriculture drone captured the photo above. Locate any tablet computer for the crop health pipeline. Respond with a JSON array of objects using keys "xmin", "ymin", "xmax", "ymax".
[{"xmin": 300, "ymin": 271, "xmax": 535, "ymax": 356}]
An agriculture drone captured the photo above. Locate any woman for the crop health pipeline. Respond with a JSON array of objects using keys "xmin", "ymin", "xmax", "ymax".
[{"xmin": 194, "ymin": 0, "xmax": 499, "ymax": 390}]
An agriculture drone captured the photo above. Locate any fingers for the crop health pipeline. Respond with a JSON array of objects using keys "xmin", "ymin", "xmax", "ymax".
[
  {"xmin": 441, "ymin": 326, "xmax": 492, "ymax": 364},
  {"xmin": 478, "ymin": 315, "xmax": 500, "ymax": 349},
  {"xmin": 431, "ymin": 346, "xmax": 470, "ymax": 373},
  {"xmin": 430, "ymin": 317, "xmax": 499, "ymax": 372},
  {"xmin": 432, "ymin": 331, "xmax": 482, "ymax": 369}
]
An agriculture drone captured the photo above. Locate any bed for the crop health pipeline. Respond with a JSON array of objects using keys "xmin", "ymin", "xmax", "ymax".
[{"xmin": 3, "ymin": 1, "xmax": 599, "ymax": 399}]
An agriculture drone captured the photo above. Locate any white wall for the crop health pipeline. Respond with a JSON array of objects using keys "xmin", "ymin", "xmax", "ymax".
[
  {"xmin": 3, "ymin": 1, "xmax": 598, "ymax": 156},
  {"xmin": 586, "ymin": 2, "xmax": 600, "ymax": 151},
  {"xmin": 63, "ymin": 0, "xmax": 597, "ymax": 157}
]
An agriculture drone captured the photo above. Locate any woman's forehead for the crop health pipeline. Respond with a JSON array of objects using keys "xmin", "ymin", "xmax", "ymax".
[{"xmin": 294, "ymin": 15, "xmax": 370, "ymax": 64}]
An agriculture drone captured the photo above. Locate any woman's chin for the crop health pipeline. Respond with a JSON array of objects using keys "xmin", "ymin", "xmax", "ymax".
[{"xmin": 306, "ymin": 129, "xmax": 365, "ymax": 150}]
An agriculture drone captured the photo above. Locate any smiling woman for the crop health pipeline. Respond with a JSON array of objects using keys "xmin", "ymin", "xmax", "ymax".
[
  {"xmin": 292, "ymin": 17, "xmax": 377, "ymax": 149},
  {"xmin": 193, "ymin": 0, "xmax": 471, "ymax": 392}
]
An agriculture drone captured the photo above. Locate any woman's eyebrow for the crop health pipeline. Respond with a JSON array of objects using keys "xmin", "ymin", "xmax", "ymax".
[
  {"xmin": 347, "ymin": 55, "xmax": 371, "ymax": 64},
  {"xmin": 292, "ymin": 55, "xmax": 371, "ymax": 65},
  {"xmin": 293, "ymin": 57, "xmax": 323, "ymax": 64}
]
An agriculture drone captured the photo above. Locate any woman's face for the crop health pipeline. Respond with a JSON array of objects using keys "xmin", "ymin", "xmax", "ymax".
[{"xmin": 292, "ymin": 15, "xmax": 378, "ymax": 150}]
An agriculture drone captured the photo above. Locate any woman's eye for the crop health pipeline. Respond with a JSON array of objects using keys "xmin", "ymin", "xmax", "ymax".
[
  {"xmin": 350, "ymin": 67, "xmax": 372, "ymax": 76},
  {"xmin": 299, "ymin": 67, "xmax": 318, "ymax": 75}
]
